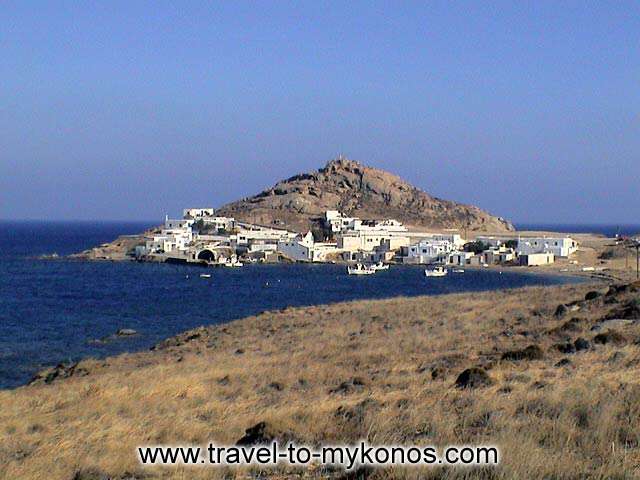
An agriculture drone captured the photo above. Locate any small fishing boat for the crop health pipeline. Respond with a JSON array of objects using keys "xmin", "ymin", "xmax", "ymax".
[
  {"xmin": 424, "ymin": 265, "xmax": 448, "ymax": 277},
  {"xmin": 199, "ymin": 273, "xmax": 211, "ymax": 278},
  {"xmin": 347, "ymin": 263, "xmax": 376, "ymax": 275},
  {"xmin": 223, "ymin": 256, "xmax": 243, "ymax": 267},
  {"xmin": 370, "ymin": 261, "xmax": 389, "ymax": 271}
]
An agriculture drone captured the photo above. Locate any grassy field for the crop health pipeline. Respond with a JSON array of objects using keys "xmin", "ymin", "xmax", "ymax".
[{"xmin": 1, "ymin": 281, "xmax": 639, "ymax": 479}]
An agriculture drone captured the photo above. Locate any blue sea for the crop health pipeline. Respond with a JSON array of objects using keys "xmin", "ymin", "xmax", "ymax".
[
  {"xmin": 0, "ymin": 221, "xmax": 597, "ymax": 389},
  {"xmin": 517, "ymin": 223, "xmax": 640, "ymax": 238}
]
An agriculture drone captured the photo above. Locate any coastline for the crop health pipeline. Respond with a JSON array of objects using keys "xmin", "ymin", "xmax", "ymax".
[{"xmin": 3, "ymin": 280, "xmax": 639, "ymax": 479}]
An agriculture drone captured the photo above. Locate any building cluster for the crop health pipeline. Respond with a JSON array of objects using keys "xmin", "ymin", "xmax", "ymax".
[{"xmin": 135, "ymin": 208, "xmax": 578, "ymax": 268}]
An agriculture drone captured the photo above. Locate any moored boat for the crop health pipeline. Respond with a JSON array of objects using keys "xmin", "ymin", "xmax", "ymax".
[
  {"xmin": 347, "ymin": 263, "xmax": 376, "ymax": 275},
  {"xmin": 424, "ymin": 265, "xmax": 448, "ymax": 277},
  {"xmin": 370, "ymin": 261, "xmax": 389, "ymax": 271}
]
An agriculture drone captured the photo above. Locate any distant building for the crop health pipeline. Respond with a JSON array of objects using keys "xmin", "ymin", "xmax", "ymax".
[
  {"xmin": 277, "ymin": 231, "xmax": 340, "ymax": 262},
  {"xmin": 202, "ymin": 216, "xmax": 235, "ymax": 232},
  {"xmin": 324, "ymin": 210, "xmax": 408, "ymax": 235},
  {"xmin": 480, "ymin": 246, "xmax": 516, "ymax": 265},
  {"xmin": 402, "ymin": 239, "xmax": 456, "ymax": 264},
  {"xmin": 183, "ymin": 208, "xmax": 214, "ymax": 219},
  {"xmin": 448, "ymin": 251, "xmax": 475, "ymax": 266},
  {"xmin": 143, "ymin": 216, "xmax": 194, "ymax": 255},
  {"xmin": 519, "ymin": 252, "xmax": 555, "ymax": 266},
  {"xmin": 517, "ymin": 237, "xmax": 577, "ymax": 258}
]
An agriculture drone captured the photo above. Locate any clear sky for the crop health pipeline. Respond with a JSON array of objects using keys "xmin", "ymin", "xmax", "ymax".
[{"xmin": 1, "ymin": 1, "xmax": 638, "ymax": 224}]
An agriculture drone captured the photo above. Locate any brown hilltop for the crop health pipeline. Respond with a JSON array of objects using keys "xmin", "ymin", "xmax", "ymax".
[{"xmin": 216, "ymin": 157, "xmax": 514, "ymax": 233}]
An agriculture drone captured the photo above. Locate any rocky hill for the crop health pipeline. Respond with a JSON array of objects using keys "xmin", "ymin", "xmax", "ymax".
[{"xmin": 216, "ymin": 157, "xmax": 514, "ymax": 233}]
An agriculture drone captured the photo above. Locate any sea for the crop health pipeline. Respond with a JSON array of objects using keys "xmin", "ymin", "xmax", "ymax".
[{"xmin": 1, "ymin": 221, "xmax": 629, "ymax": 389}]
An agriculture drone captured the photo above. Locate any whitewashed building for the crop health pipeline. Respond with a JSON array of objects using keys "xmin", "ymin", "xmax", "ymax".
[
  {"xmin": 183, "ymin": 208, "xmax": 214, "ymax": 219},
  {"xmin": 402, "ymin": 239, "xmax": 457, "ymax": 264},
  {"xmin": 519, "ymin": 252, "xmax": 555, "ymax": 266},
  {"xmin": 143, "ymin": 216, "xmax": 194, "ymax": 254},
  {"xmin": 448, "ymin": 251, "xmax": 475, "ymax": 266},
  {"xmin": 202, "ymin": 216, "xmax": 236, "ymax": 231},
  {"xmin": 325, "ymin": 210, "xmax": 408, "ymax": 235},
  {"xmin": 517, "ymin": 237, "xmax": 577, "ymax": 258},
  {"xmin": 278, "ymin": 231, "xmax": 339, "ymax": 262}
]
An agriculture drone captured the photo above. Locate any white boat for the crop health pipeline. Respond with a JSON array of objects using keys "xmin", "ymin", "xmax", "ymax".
[
  {"xmin": 222, "ymin": 256, "xmax": 243, "ymax": 267},
  {"xmin": 199, "ymin": 273, "xmax": 211, "ymax": 278},
  {"xmin": 370, "ymin": 261, "xmax": 389, "ymax": 271},
  {"xmin": 424, "ymin": 266, "xmax": 448, "ymax": 277},
  {"xmin": 452, "ymin": 268, "xmax": 465, "ymax": 273},
  {"xmin": 224, "ymin": 260, "xmax": 243, "ymax": 267},
  {"xmin": 347, "ymin": 263, "xmax": 376, "ymax": 275}
]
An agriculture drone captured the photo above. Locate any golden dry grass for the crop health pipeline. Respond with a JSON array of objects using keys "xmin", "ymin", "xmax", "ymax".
[{"xmin": 1, "ymin": 282, "xmax": 640, "ymax": 479}]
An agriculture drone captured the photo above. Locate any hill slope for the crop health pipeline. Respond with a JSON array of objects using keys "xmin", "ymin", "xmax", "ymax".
[{"xmin": 216, "ymin": 157, "xmax": 514, "ymax": 233}]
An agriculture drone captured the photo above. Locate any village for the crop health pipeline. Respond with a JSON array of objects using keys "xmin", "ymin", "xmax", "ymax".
[{"xmin": 132, "ymin": 208, "xmax": 581, "ymax": 275}]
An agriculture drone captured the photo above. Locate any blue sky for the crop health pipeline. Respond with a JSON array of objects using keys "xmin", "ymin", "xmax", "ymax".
[{"xmin": 1, "ymin": 1, "xmax": 638, "ymax": 223}]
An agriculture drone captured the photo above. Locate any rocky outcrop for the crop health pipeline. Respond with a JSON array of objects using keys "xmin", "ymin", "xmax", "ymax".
[{"xmin": 216, "ymin": 157, "xmax": 514, "ymax": 233}]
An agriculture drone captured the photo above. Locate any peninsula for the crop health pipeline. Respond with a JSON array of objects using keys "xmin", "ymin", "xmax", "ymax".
[{"xmin": 72, "ymin": 157, "xmax": 628, "ymax": 278}]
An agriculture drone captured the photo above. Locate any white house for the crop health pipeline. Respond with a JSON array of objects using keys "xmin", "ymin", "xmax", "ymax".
[
  {"xmin": 164, "ymin": 216, "xmax": 194, "ymax": 230},
  {"xmin": 202, "ymin": 216, "xmax": 235, "ymax": 232},
  {"xmin": 277, "ymin": 231, "xmax": 315, "ymax": 261},
  {"xmin": 403, "ymin": 239, "xmax": 457, "ymax": 264},
  {"xmin": 142, "ymin": 216, "xmax": 194, "ymax": 255},
  {"xmin": 519, "ymin": 252, "xmax": 555, "ymax": 266},
  {"xmin": 183, "ymin": 208, "xmax": 214, "ymax": 219},
  {"xmin": 517, "ymin": 237, "xmax": 577, "ymax": 258},
  {"xmin": 325, "ymin": 210, "xmax": 408, "ymax": 235},
  {"xmin": 448, "ymin": 251, "xmax": 475, "ymax": 266},
  {"xmin": 337, "ymin": 232, "xmax": 394, "ymax": 252},
  {"xmin": 277, "ymin": 231, "xmax": 339, "ymax": 262},
  {"xmin": 234, "ymin": 225, "xmax": 297, "ymax": 252}
]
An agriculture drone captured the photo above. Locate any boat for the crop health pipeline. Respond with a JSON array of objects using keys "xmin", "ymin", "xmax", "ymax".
[
  {"xmin": 347, "ymin": 263, "xmax": 376, "ymax": 275},
  {"xmin": 222, "ymin": 256, "xmax": 243, "ymax": 267},
  {"xmin": 199, "ymin": 273, "xmax": 211, "ymax": 278},
  {"xmin": 224, "ymin": 260, "xmax": 243, "ymax": 267},
  {"xmin": 370, "ymin": 261, "xmax": 389, "ymax": 271},
  {"xmin": 452, "ymin": 268, "xmax": 465, "ymax": 273},
  {"xmin": 424, "ymin": 265, "xmax": 448, "ymax": 277}
]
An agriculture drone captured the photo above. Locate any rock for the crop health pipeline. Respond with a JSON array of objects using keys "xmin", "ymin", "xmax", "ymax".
[
  {"xmin": 554, "ymin": 342, "xmax": 576, "ymax": 354},
  {"xmin": 236, "ymin": 421, "xmax": 293, "ymax": 446},
  {"xmin": 574, "ymin": 337, "xmax": 591, "ymax": 351},
  {"xmin": 329, "ymin": 377, "xmax": 366, "ymax": 394},
  {"xmin": 606, "ymin": 284, "xmax": 632, "ymax": 297},
  {"xmin": 554, "ymin": 304, "xmax": 569, "ymax": 318},
  {"xmin": 116, "ymin": 328, "xmax": 137, "ymax": 336},
  {"xmin": 501, "ymin": 345, "xmax": 544, "ymax": 361},
  {"xmin": 431, "ymin": 366, "xmax": 446, "ymax": 380},
  {"xmin": 560, "ymin": 318, "xmax": 586, "ymax": 333},
  {"xmin": 29, "ymin": 362, "xmax": 89, "ymax": 386},
  {"xmin": 531, "ymin": 381, "xmax": 548, "ymax": 390},
  {"xmin": 72, "ymin": 468, "xmax": 109, "ymax": 480},
  {"xmin": 603, "ymin": 301, "xmax": 640, "ymax": 321},
  {"xmin": 454, "ymin": 367, "xmax": 494, "ymax": 389},
  {"xmin": 555, "ymin": 358, "xmax": 573, "ymax": 367},
  {"xmin": 593, "ymin": 330, "xmax": 628, "ymax": 346},
  {"xmin": 585, "ymin": 291, "xmax": 602, "ymax": 301}
]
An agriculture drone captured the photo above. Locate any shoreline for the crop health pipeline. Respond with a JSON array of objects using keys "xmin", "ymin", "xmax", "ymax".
[
  {"xmin": 3, "ymin": 280, "xmax": 639, "ymax": 479},
  {"xmin": 3, "ymin": 264, "xmax": 588, "ymax": 391}
]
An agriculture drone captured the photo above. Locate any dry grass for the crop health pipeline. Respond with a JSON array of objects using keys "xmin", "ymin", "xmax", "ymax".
[{"xmin": 1, "ymin": 282, "xmax": 640, "ymax": 479}]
